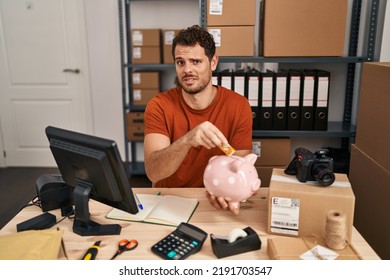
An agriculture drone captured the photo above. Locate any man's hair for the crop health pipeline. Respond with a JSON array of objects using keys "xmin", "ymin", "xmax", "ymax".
[{"xmin": 172, "ymin": 25, "xmax": 216, "ymax": 61}]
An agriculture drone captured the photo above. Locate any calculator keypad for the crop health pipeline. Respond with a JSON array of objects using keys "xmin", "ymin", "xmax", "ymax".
[{"xmin": 152, "ymin": 233, "xmax": 200, "ymax": 260}]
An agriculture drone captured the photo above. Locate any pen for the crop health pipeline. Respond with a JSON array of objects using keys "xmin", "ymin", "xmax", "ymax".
[
  {"xmin": 135, "ymin": 194, "xmax": 143, "ymax": 210},
  {"xmin": 82, "ymin": 241, "xmax": 101, "ymax": 260}
]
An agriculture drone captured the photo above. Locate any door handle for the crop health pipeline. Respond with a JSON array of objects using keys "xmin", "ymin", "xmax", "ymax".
[{"xmin": 63, "ymin": 68, "xmax": 80, "ymax": 74}]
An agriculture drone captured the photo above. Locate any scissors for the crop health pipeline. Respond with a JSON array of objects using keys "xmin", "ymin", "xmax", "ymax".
[{"xmin": 111, "ymin": 239, "xmax": 138, "ymax": 260}]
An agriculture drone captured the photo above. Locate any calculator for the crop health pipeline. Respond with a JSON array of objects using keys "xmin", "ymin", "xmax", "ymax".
[{"xmin": 151, "ymin": 222, "xmax": 208, "ymax": 260}]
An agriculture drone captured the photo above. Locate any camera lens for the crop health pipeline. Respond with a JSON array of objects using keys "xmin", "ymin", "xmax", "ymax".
[{"xmin": 315, "ymin": 168, "xmax": 335, "ymax": 186}]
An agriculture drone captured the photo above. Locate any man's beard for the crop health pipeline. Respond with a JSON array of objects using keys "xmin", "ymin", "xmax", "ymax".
[{"xmin": 179, "ymin": 75, "xmax": 211, "ymax": 95}]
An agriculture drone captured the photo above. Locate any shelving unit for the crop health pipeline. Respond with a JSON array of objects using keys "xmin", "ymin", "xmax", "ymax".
[{"xmin": 118, "ymin": 0, "xmax": 380, "ymax": 177}]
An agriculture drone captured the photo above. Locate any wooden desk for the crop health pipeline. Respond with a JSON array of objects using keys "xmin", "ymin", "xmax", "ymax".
[{"xmin": 0, "ymin": 188, "xmax": 380, "ymax": 260}]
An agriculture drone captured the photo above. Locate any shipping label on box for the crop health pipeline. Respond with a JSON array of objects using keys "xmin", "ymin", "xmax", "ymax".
[
  {"xmin": 268, "ymin": 169, "xmax": 355, "ymax": 240},
  {"xmin": 270, "ymin": 196, "xmax": 300, "ymax": 236}
]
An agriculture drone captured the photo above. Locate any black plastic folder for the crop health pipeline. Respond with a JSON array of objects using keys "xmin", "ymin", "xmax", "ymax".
[
  {"xmin": 273, "ymin": 71, "xmax": 288, "ymax": 130},
  {"xmin": 286, "ymin": 69, "xmax": 302, "ymax": 130},
  {"xmin": 247, "ymin": 69, "xmax": 261, "ymax": 130},
  {"xmin": 259, "ymin": 71, "xmax": 274, "ymax": 130},
  {"xmin": 314, "ymin": 69, "xmax": 330, "ymax": 131},
  {"xmin": 300, "ymin": 69, "xmax": 316, "ymax": 130}
]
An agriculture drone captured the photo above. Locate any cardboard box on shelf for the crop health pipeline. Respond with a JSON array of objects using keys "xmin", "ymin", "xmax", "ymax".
[
  {"xmin": 267, "ymin": 168, "xmax": 355, "ymax": 241},
  {"xmin": 132, "ymin": 47, "xmax": 161, "ymax": 64},
  {"xmin": 132, "ymin": 72, "xmax": 160, "ymax": 89},
  {"xmin": 252, "ymin": 138, "xmax": 291, "ymax": 166},
  {"xmin": 252, "ymin": 138, "xmax": 291, "ymax": 187},
  {"xmin": 132, "ymin": 89, "xmax": 157, "ymax": 106},
  {"xmin": 206, "ymin": 0, "xmax": 256, "ymax": 26},
  {"xmin": 262, "ymin": 0, "xmax": 348, "ymax": 56},
  {"xmin": 126, "ymin": 125, "xmax": 144, "ymax": 141},
  {"xmin": 126, "ymin": 112, "xmax": 144, "ymax": 125},
  {"xmin": 355, "ymin": 62, "xmax": 390, "ymax": 171},
  {"xmin": 208, "ymin": 26, "xmax": 254, "ymax": 56},
  {"xmin": 163, "ymin": 29, "xmax": 180, "ymax": 64},
  {"xmin": 267, "ymin": 236, "xmax": 361, "ymax": 260},
  {"xmin": 349, "ymin": 144, "xmax": 390, "ymax": 259},
  {"xmin": 131, "ymin": 29, "xmax": 161, "ymax": 47}
]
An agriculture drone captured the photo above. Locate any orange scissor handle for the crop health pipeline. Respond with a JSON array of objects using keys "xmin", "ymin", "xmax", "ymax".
[{"xmin": 118, "ymin": 239, "xmax": 138, "ymax": 251}]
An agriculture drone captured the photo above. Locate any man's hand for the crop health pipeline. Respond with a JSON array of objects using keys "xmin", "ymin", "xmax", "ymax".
[
  {"xmin": 205, "ymin": 190, "xmax": 240, "ymax": 215},
  {"xmin": 185, "ymin": 121, "xmax": 228, "ymax": 150}
]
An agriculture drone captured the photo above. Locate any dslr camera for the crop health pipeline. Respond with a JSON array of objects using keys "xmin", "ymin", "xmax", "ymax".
[{"xmin": 285, "ymin": 147, "xmax": 335, "ymax": 186}]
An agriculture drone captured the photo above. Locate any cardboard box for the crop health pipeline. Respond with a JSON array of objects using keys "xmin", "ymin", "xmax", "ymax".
[
  {"xmin": 349, "ymin": 144, "xmax": 390, "ymax": 259},
  {"xmin": 126, "ymin": 112, "xmax": 144, "ymax": 125},
  {"xmin": 252, "ymin": 138, "xmax": 291, "ymax": 166},
  {"xmin": 206, "ymin": 0, "xmax": 256, "ymax": 26},
  {"xmin": 132, "ymin": 89, "xmax": 157, "ymax": 106},
  {"xmin": 163, "ymin": 29, "xmax": 180, "ymax": 64},
  {"xmin": 267, "ymin": 236, "xmax": 361, "ymax": 260},
  {"xmin": 132, "ymin": 47, "xmax": 161, "ymax": 64},
  {"xmin": 126, "ymin": 125, "xmax": 144, "ymax": 141},
  {"xmin": 355, "ymin": 62, "xmax": 390, "ymax": 171},
  {"xmin": 262, "ymin": 0, "xmax": 348, "ymax": 56},
  {"xmin": 268, "ymin": 168, "xmax": 355, "ymax": 241},
  {"xmin": 208, "ymin": 26, "xmax": 254, "ymax": 56},
  {"xmin": 132, "ymin": 72, "xmax": 160, "ymax": 89},
  {"xmin": 131, "ymin": 29, "xmax": 161, "ymax": 47}
]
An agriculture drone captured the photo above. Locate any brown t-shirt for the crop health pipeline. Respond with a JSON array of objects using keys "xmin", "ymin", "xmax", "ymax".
[{"xmin": 144, "ymin": 85, "xmax": 253, "ymax": 188}]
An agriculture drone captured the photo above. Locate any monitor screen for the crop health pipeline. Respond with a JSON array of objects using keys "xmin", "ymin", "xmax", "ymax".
[{"xmin": 45, "ymin": 126, "xmax": 139, "ymax": 236}]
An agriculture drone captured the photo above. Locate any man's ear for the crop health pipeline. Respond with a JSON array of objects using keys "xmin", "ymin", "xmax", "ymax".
[{"xmin": 211, "ymin": 54, "xmax": 218, "ymax": 71}]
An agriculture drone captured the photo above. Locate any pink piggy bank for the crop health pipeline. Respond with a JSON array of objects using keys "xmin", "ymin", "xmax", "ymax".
[{"xmin": 203, "ymin": 154, "xmax": 261, "ymax": 209}]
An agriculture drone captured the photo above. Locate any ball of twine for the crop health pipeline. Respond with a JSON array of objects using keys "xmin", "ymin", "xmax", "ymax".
[{"xmin": 325, "ymin": 210, "xmax": 347, "ymax": 250}]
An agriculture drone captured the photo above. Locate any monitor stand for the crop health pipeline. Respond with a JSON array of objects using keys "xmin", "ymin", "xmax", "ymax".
[{"xmin": 72, "ymin": 183, "xmax": 121, "ymax": 236}]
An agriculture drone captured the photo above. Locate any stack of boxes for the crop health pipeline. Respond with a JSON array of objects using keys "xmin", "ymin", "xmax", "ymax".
[
  {"xmin": 127, "ymin": 72, "xmax": 159, "ymax": 141},
  {"xmin": 131, "ymin": 29, "xmax": 161, "ymax": 64},
  {"xmin": 131, "ymin": 72, "xmax": 160, "ymax": 106},
  {"xmin": 206, "ymin": 0, "xmax": 256, "ymax": 56},
  {"xmin": 162, "ymin": 29, "xmax": 180, "ymax": 64},
  {"xmin": 266, "ymin": 168, "xmax": 356, "ymax": 259},
  {"xmin": 349, "ymin": 62, "xmax": 390, "ymax": 259}
]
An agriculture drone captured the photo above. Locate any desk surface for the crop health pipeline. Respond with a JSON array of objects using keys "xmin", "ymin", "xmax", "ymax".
[{"xmin": 0, "ymin": 188, "xmax": 380, "ymax": 260}]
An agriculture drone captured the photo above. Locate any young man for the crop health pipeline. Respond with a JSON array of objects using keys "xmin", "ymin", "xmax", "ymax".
[{"xmin": 143, "ymin": 25, "xmax": 253, "ymax": 214}]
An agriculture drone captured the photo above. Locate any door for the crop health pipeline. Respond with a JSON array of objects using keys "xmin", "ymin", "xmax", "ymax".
[{"xmin": 0, "ymin": 0, "xmax": 92, "ymax": 166}]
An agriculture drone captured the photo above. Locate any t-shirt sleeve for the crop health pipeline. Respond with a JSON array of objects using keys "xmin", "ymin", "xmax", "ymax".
[
  {"xmin": 144, "ymin": 95, "xmax": 170, "ymax": 138},
  {"xmin": 229, "ymin": 98, "xmax": 253, "ymax": 151}
]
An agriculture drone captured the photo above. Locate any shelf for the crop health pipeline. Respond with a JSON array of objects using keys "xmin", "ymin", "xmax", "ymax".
[
  {"xmin": 125, "ymin": 56, "xmax": 369, "ymax": 70},
  {"xmin": 125, "ymin": 63, "xmax": 174, "ymax": 70},
  {"xmin": 126, "ymin": 122, "xmax": 356, "ymax": 145},
  {"xmin": 218, "ymin": 56, "xmax": 369, "ymax": 64},
  {"xmin": 252, "ymin": 122, "xmax": 356, "ymax": 138}
]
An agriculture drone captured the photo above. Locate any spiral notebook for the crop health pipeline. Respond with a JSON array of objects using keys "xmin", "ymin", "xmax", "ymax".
[{"xmin": 106, "ymin": 194, "xmax": 199, "ymax": 227}]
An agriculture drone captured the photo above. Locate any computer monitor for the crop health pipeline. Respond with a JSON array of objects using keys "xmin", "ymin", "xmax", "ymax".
[{"xmin": 45, "ymin": 126, "xmax": 139, "ymax": 236}]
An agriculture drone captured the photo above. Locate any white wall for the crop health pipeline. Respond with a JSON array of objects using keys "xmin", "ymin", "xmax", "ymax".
[{"xmin": 83, "ymin": 0, "xmax": 125, "ymax": 157}]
